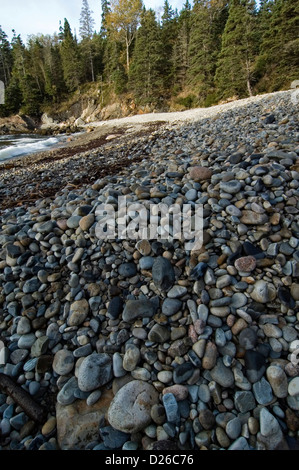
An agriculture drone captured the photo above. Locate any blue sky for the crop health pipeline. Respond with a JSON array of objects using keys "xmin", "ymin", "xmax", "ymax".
[{"xmin": 1, "ymin": 0, "xmax": 189, "ymax": 42}]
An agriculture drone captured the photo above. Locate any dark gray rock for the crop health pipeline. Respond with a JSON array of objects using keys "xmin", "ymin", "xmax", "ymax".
[
  {"xmin": 244, "ymin": 349, "xmax": 267, "ymax": 383},
  {"xmin": 122, "ymin": 299, "xmax": 157, "ymax": 322},
  {"xmin": 152, "ymin": 256, "xmax": 175, "ymax": 291}
]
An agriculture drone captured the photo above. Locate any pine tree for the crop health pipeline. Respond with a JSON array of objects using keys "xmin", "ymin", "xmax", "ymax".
[
  {"xmin": 215, "ymin": 0, "xmax": 259, "ymax": 99},
  {"xmin": 60, "ymin": 19, "xmax": 82, "ymax": 92},
  {"xmin": 129, "ymin": 8, "xmax": 164, "ymax": 105},
  {"xmin": 80, "ymin": 0, "xmax": 96, "ymax": 82},
  {"xmin": 160, "ymin": 0, "xmax": 178, "ymax": 95},
  {"xmin": 101, "ymin": 0, "xmax": 111, "ymax": 38},
  {"xmin": 0, "ymin": 26, "xmax": 12, "ymax": 87},
  {"xmin": 188, "ymin": 0, "xmax": 228, "ymax": 106},
  {"xmin": 258, "ymin": 0, "xmax": 299, "ymax": 90},
  {"xmin": 172, "ymin": 1, "xmax": 192, "ymax": 92}
]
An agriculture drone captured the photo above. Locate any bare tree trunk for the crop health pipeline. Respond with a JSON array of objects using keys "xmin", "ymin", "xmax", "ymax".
[{"xmin": 0, "ymin": 373, "xmax": 47, "ymax": 423}]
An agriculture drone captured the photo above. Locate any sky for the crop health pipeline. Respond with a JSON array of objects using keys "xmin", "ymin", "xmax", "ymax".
[{"xmin": 0, "ymin": 0, "xmax": 189, "ymax": 42}]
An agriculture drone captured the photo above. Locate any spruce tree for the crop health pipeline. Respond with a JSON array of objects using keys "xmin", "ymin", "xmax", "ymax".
[
  {"xmin": 60, "ymin": 19, "xmax": 82, "ymax": 92},
  {"xmin": 129, "ymin": 8, "xmax": 164, "ymax": 105},
  {"xmin": 172, "ymin": 1, "xmax": 192, "ymax": 92},
  {"xmin": 160, "ymin": 0, "xmax": 178, "ymax": 95},
  {"xmin": 101, "ymin": 0, "xmax": 111, "ymax": 38},
  {"xmin": 258, "ymin": 0, "xmax": 299, "ymax": 90},
  {"xmin": 80, "ymin": 0, "xmax": 96, "ymax": 82},
  {"xmin": 188, "ymin": 0, "xmax": 228, "ymax": 106},
  {"xmin": 215, "ymin": 0, "xmax": 259, "ymax": 99},
  {"xmin": 0, "ymin": 26, "xmax": 12, "ymax": 87}
]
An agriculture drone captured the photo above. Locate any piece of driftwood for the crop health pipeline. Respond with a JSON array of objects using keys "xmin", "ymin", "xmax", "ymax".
[{"xmin": 0, "ymin": 373, "xmax": 47, "ymax": 423}]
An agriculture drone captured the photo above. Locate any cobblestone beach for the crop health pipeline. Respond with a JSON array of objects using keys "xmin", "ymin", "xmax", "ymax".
[{"xmin": 0, "ymin": 90, "xmax": 299, "ymax": 451}]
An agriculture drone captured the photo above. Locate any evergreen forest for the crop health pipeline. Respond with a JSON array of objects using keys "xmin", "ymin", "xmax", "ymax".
[{"xmin": 0, "ymin": 0, "xmax": 298, "ymax": 118}]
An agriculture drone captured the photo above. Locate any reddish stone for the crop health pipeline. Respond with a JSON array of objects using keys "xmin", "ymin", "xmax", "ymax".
[
  {"xmin": 234, "ymin": 255, "xmax": 257, "ymax": 272},
  {"xmin": 189, "ymin": 166, "xmax": 212, "ymax": 182}
]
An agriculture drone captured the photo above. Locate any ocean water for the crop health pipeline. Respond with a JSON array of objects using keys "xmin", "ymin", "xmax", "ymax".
[{"xmin": 0, "ymin": 133, "xmax": 68, "ymax": 162}]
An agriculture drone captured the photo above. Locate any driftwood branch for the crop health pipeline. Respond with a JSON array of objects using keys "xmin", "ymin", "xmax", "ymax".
[{"xmin": 0, "ymin": 373, "xmax": 47, "ymax": 424}]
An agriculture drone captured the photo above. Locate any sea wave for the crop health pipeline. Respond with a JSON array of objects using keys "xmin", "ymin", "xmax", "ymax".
[{"xmin": 0, "ymin": 134, "xmax": 63, "ymax": 162}]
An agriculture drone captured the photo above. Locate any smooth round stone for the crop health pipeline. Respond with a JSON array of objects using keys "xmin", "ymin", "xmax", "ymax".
[
  {"xmin": 17, "ymin": 333, "xmax": 36, "ymax": 349},
  {"xmin": 79, "ymin": 214, "xmax": 94, "ymax": 231},
  {"xmin": 226, "ymin": 205, "xmax": 242, "ymax": 217},
  {"xmin": 282, "ymin": 326, "xmax": 297, "ymax": 342},
  {"xmin": 202, "ymin": 341, "xmax": 218, "ymax": 369},
  {"xmin": 53, "ymin": 349, "xmax": 74, "ymax": 376},
  {"xmin": 30, "ymin": 335, "xmax": 48, "ymax": 357},
  {"xmin": 42, "ymin": 416, "xmax": 57, "ymax": 437},
  {"xmin": 131, "ymin": 367, "xmax": 151, "ymax": 381},
  {"xmin": 57, "ymin": 376, "xmax": 78, "ymax": 405},
  {"xmin": 167, "ymin": 285, "xmax": 187, "ymax": 298},
  {"xmin": 113, "ymin": 352, "xmax": 126, "ymax": 378},
  {"xmin": 198, "ymin": 409, "xmax": 215, "ymax": 430},
  {"xmin": 157, "ymin": 371, "xmax": 173, "ymax": 384},
  {"xmin": 234, "ymin": 391, "xmax": 256, "ymax": 413},
  {"xmin": 10, "ymin": 412, "xmax": 28, "ymax": 430},
  {"xmin": 252, "ymin": 377, "xmax": 274, "ymax": 404},
  {"xmin": 10, "ymin": 348, "xmax": 29, "ymax": 365},
  {"xmin": 162, "ymin": 298, "xmax": 182, "ymax": 316},
  {"xmin": 215, "ymin": 328, "xmax": 227, "ymax": 347},
  {"xmin": 16, "ymin": 317, "xmax": 31, "ymax": 335},
  {"xmin": 118, "ymin": 262, "xmax": 137, "ymax": 277},
  {"xmin": 108, "ymin": 380, "xmax": 159, "ymax": 433},
  {"xmin": 231, "ymin": 293, "xmax": 247, "ymax": 308},
  {"xmin": 152, "ymin": 256, "xmax": 175, "ymax": 291},
  {"xmin": 35, "ymin": 220, "xmax": 54, "ymax": 233},
  {"xmin": 290, "ymin": 283, "xmax": 299, "ymax": 301},
  {"xmin": 151, "ymin": 404, "xmax": 166, "ymax": 425},
  {"xmin": 288, "ymin": 377, "xmax": 299, "ymax": 397},
  {"xmin": 239, "ymin": 328, "xmax": 258, "ymax": 349},
  {"xmin": 23, "ymin": 357, "xmax": 38, "ymax": 372},
  {"xmin": 198, "ymin": 384, "xmax": 210, "ymax": 403},
  {"xmin": 123, "ymin": 344, "xmax": 140, "ymax": 371},
  {"xmin": 210, "ymin": 358, "xmax": 234, "ymax": 387},
  {"xmin": 23, "ymin": 277, "xmax": 41, "ymax": 294},
  {"xmin": 29, "ymin": 381, "xmax": 40, "ymax": 396},
  {"xmin": 244, "ymin": 350, "xmax": 266, "ymax": 383},
  {"xmin": 266, "ymin": 365, "xmax": 288, "ymax": 398},
  {"xmin": 216, "ymin": 275, "xmax": 232, "ymax": 289},
  {"xmin": 185, "ymin": 189, "xmax": 198, "ymax": 201},
  {"xmin": 136, "ymin": 240, "xmax": 151, "ymax": 256},
  {"xmin": 162, "ymin": 393, "xmax": 180, "ymax": 424},
  {"xmin": 67, "ymin": 299, "xmax": 89, "ymax": 326},
  {"xmin": 226, "ymin": 417, "xmax": 241, "ymax": 440},
  {"xmin": 173, "ymin": 362, "xmax": 194, "ymax": 384},
  {"xmin": 122, "ymin": 299, "xmax": 156, "ymax": 322},
  {"xmin": 250, "ymin": 280, "xmax": 276, "ymax": 303},
  {"xmin": 148, "ymin": 324, "xmax": 170, "ymax": 343},
  {"xmin": 189, "ymin": 166, "xmax": 212, "ymax": 182},
  {"xmin": 107, "ymin": 296, "xmax": 123, "ymax": 319},
  {"xmin": 67, "ymin": 216, "xmax": 81, "ymax": 229},
  {"xmin": 228, "ymin": 437, "xmax": 250, "ymax": 450},
  {"xmin": 78, "ymin": 353, "xmax": 112, "ymax": 392},
  {"xmin": 45, "ymin": 300, "xmax": 61, "ymax": 319},
  {"xmin": 259, "ymin": 407, "xmax": 282, "ymax": 438},
  {"xmin": 139, "ymin": 256, "xmax": 154, "ymax": 270},
  {"xmin": 220, "ymin": 180, "xmax": 242, "ymax": 194},
  {"xmin": 234, "ymin": 255, "xmax": 257, "ymax": 273}
]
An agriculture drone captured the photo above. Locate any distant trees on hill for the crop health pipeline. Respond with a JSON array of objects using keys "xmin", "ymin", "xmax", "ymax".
[{"xmin": 0, "ymin": 0, "xmax": 298, "ymax": 117}]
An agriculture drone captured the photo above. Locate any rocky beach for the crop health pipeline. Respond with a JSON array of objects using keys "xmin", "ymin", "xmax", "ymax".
[{"xmin": 0, "ymin": 89, "xmax": 299, "ymax": 451}]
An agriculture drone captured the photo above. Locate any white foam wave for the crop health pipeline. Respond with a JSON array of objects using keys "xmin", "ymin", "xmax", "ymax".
[{"xmin": 0, "ymin": 135, "xmax": 61, "ymax": 162}]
